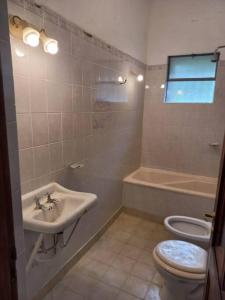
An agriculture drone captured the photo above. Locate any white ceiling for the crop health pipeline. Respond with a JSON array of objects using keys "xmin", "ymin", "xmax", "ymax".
[
  {"xmin": 43, "ymin": 0, "xmax": 225, "ymax": 65},
  {"xmin": 44, "ymin": 0, "xmax": 151, "ymax": 63}
]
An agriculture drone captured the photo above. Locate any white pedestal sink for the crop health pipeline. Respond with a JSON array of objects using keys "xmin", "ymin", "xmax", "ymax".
[{"xmin": 22, "ymin": 182, "xmax": 97, "ymax": 234}]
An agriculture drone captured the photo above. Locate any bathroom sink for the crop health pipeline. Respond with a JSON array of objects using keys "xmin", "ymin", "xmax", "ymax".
[{"xmin": 22, "ymin": 183, "xmax": 97, "ymax": 234}]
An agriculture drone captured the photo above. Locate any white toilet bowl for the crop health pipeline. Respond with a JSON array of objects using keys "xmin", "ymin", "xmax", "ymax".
[
  {"xmin": 153, "ymin": 240, "xmax": 207, "ymax": 300},
  {"xmin": 164, "ymin": 215, "xmax": 211, "ymax": 248}
]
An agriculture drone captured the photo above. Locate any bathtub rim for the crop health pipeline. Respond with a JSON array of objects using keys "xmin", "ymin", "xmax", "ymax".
[{"xmin": 123, "ymin": 167, "xmax": 217, "ymax": 200}]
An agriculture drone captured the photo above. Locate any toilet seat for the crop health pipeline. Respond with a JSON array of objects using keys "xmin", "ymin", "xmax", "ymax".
[
  {"xmin": 164, "ymin": 216, "xmax": 211, "ymax": 243},
  {"xmin": 153, "ymin": 240, "xmax": 207, "ymax": 280}
]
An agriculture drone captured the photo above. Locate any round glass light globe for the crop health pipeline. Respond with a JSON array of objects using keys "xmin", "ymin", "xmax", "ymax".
[
  {"xmin": 137, "ymin": 74, "xmax": 144, "ymax": 82},
  {"xmin": 46, "ymin": 40, "xmax": 58, "ymax": 55},
  {"xmin": 23, "ymin": 28, "xmax": 40, "ymax": 47}
]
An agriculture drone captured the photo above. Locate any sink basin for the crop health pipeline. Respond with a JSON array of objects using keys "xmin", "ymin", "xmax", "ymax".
[{"xmin": 22, "ymin": 183, "xmax": 97, "ymax": 234}]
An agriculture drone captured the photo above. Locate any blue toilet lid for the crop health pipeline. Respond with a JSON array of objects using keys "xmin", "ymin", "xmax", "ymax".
[{"xmin": 156, "ymin": 240, "xmax": 207, "ymax": 273}]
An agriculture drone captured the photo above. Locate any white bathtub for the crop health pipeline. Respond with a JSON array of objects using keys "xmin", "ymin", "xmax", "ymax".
[{"xmin": 123, "ymin": 167, "xmax": 217, "ymax": 221}]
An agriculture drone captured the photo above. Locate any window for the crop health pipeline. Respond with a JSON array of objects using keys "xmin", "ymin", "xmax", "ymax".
[{"xmin": 165, "ymin": 54, "xmax": 218, "ymax": 104}]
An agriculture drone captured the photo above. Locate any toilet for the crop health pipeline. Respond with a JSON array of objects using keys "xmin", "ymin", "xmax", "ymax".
[
  {"xmin": 164, "ymin": 215, "xmax": 212, "ymax": 248},
  {"xmin": 153, "ymin": 240, "xmax": 207, "ymax": 300}
]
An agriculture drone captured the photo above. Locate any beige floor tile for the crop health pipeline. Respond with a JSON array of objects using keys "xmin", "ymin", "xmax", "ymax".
[
  {"xmin": 145, "ymin": 284, "xmax": 161, "ymax": 300},
  {"xmin": 88, "ymin": 281, "xmax": 119, "ymax": 300},
  {"xmin": 117, "ymin": 291, "xmax": 141, "ymax": 300},
  {"xmin": 46, "ymin": 215, "xmax": 165, "ymax": 300},
  {"xmin": 116, "ymin": 213, "xmax": 141, "ymax": 225},
  {"xmin": 102, "ymin": 267, "xmax": 129, "ymax": 288},
  {"xmin": 134, "ymin": 221, "xmax": 159, "ymax": 239},
  {"xmin": 152, "ymin": 272, "xmax": 164, "ymax": 287},
  {"xmin": 139, "ymin": 220, "xmax": 158, "ymax": 232},
  {"xmin": 127, "ymin": 236, "xmax": 149, "ymax": 249},
  {"xmin": 110, "ymin": 230, "xmax": 132, "ymax": 243},
  {"xmin": 61, "ymin": 272, "xmax": 98, "ymax": 297},
  {"xmin": 53, "ymin": 288, "xmax": 85, "ymax": 300},
  {"xmin": 106, "ymin": 222, "xmax": 124, "ymax": 233},
  {"xmin": 114, "ymin": 223, "xmax": 136, "ymax": 232},
  {"xmin": 96, "ymin": 237, "xmax": 125, "ymax": 254},
  {"xmin": 113, "ymin": 255, "xmax": 136, "ymax": 272},
  {"xmin": 120, "ymin": 244, "xmax": 142, "ymax": 260},
  {"xmin": 120, "ymin": 223, "xmax": 139, "ymax": 234},
  {"xmin": 143, "ymin": 240, "xmax": 158, "ymax": 251},
  {"xmin": 114, "ymin": 216, "xmax": 140, "ymax": 226},
  {"xmin": 161, "ymin": 230, "xmax": 173, "ymax": 239},
  {"xmin": 145, "ymin": 232, "xmax": 169, "ymax": 245},
  {"xmin": 80, "ymin": 259, "xmax": 109, "ymax": 280},
  {"xmin": 131, "ymin": 261, "xmax": 155, "ymax": 281},
  {"xmin": 74, "ymin": 255, "xmax": 92, "ymax": 271},
  {"xmin": 138, "ymin": 250, "xmax": 155, "ymax": 266},
  {"xmin": 122, "ymin": 275, "xmax": 149, "ymax": 299},
  {"xmin": 133, "ymin": 228, "xmax": 153, "ymax": 240},
  {"xmin": 154, "ymin": 224, "xmax": 165, "ymax": 232},
  {"xmin": 104, "ymin": 215, "xmax": 141, "ymax": 237},
  {"xmin": 87, "ymin": 247, "xmax": 117, "ymax": 265},
  {"xmin": 47, "ymin": 282, "xmax": 86, "ymax": 300}
]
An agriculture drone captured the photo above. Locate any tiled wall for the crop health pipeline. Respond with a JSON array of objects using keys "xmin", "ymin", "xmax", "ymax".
[
  {"xmin": 142, "ymin": 64, "xmax": 225, "ymax": 177},
  {"xmin": 6, "ymin": 0, "xmax": 225, "ymax": 298},
  {"xmin": 8, "ymin": 0, "xmax": 145, "ymax": 297},
  {"xmin": 0, "ymin": 1, "xmax": 26, "ymax": 299}
]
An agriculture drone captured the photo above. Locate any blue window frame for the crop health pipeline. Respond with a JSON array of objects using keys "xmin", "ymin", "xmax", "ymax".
[{"xmin": 165, "ymin": 54, "xmax": 218, "ymax": 104}]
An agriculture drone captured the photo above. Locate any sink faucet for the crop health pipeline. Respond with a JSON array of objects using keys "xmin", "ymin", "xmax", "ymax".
[
  {"xmin": 34, "ymin": 197, "xmax": 46, "ymax": 210},
  {"xmin": 46, "ymin": 192, "xmax": 57, "ymax": 204}
]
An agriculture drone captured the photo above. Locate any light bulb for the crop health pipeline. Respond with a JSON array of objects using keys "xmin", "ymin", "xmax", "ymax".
[
  {"xmin": 160, "ymin": 84, "xmax": 165, "ymax": 89},
  {"xmin": 40, "ymin": 30, "xmax": 58, "ymax": 55},
  {"xmin": 117, "ymin": 76, "xmax": 127, "ymax": 84},
  {"xmin": 145, "ymin": 84, "xmax": 150, "ymax": 89},
  {"xmin": 118, "ymin": 76, "xmax": 124, "ymax": 83},
  {"xmin": 45, "ymin": 39, "xmax": 58, "ymax": 55},
  {"xmin": 23, "ymin": 27, "xmax": 40, "ymax": 47},
  {"xmin": 137, "ymin": 74, "xmax": 144, "ymax": 82}
]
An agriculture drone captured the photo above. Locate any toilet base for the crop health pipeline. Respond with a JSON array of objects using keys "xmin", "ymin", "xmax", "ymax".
[{"xmin": 160, "ymin": 279, "xmax": 204, "ymax": 300}]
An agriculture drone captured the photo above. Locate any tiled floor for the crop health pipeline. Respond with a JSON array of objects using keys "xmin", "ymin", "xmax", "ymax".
[{"xmin": 44, "ymin": 212, "xmax": 172, "ymax": 300}]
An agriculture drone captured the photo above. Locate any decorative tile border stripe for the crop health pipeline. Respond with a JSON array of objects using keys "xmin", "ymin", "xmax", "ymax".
[
  {"xmin": 8, "ymin": 0, "xmax": 146, "ymax": 70},
  {"xmin": 147, "ymin": 60, "xmax": 225, "ymax": 70},
  {"xmin": 219, "ymin": 60, "xmax": 225, "ymax": 66},
  {"xmin": 147, "ymin": 64, "xmax": 167, "ymax": 71},
  {"xmin": 9, "ymin": 0, "xmax": 224, "ymax": 73}
]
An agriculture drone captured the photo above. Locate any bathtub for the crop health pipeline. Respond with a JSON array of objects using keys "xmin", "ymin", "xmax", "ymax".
[{"xmin": 123, "ymin": 167, "xmax": 217, "ymax": 221}]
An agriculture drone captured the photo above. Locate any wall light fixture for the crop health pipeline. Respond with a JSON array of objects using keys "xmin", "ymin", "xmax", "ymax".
[
  {"xmin": 23, "ymin": 26, "xmax": 40, "ymax": 47},
  {"xmin": 117, "ymin": 76, "xmax": 127, "ymax": 84},
  {"xmin": 40, "ymin": 29, "xmax": 58, "ymax": 55},
  {"xmin": 9, "ymin": 15, "xmax": 58, "ymax": 54},
  {"xmin": 137, "ymin": 74, "xmax": 144, "ymax": 82},
  {"xmin": 130, "ymin": 70, "xmax": 145, "ymax": 83},
  {"xmin": 9, "ymin": 16, "xmax": 40, "ymax": 47}
]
